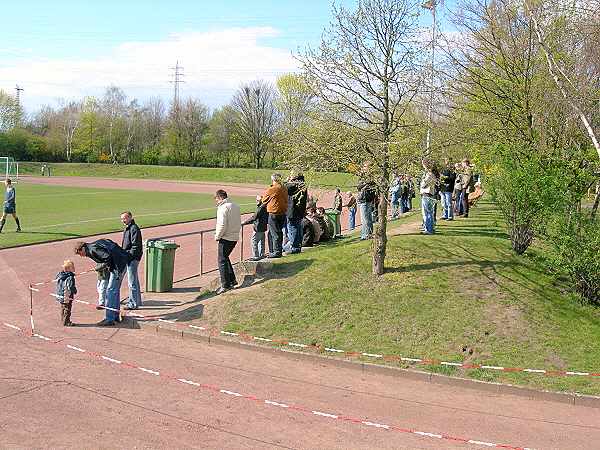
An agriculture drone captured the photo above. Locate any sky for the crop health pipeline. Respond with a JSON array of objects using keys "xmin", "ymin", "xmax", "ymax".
[{"xmin": 0, "ymin": 0, "xmax": 457, "ymax": 114}]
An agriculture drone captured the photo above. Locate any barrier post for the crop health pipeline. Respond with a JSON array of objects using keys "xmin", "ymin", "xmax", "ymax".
[
  {"xmin": 240, "ymin": 224, "xmax": 244, "ymax": 262},
  {"xmin": 199, "ymin": 231, "xmax": 204, "ymax": 275},
  {"xmin": 29, "ymin": 283, "xmax": 34, "ymax": 336}
]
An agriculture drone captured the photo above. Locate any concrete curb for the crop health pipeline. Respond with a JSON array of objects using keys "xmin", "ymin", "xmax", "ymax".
[{"xmin": 149, "ymin": 323, "xmax": 600, "ymax": 409}]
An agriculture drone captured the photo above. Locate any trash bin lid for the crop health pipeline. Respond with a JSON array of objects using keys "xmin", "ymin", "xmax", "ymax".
[{"xmin": 146, "ymin": 239, "xmax": 179, "ymax": 249}]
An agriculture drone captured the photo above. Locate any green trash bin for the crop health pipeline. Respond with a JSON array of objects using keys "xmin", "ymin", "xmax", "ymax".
[
  {"xmin": 145, "ymin": 239, "xmax": 180, "ymax": 292},
  {"xmin": 324, "ymin": 209, "xmax": 341, "ymax": 237}
]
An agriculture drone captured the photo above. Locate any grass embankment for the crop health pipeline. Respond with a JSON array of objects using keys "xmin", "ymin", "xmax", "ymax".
[
  {"xmin": 206, "ymin": 201, "xmax": 600, "ymax": 395},
  {"xmin": 0, "ymin": 184, "xmax": 255, "ymax": 249},
  {"xmin": 19, "ymin": 163, "xmax": 357, "ymax": 189}
]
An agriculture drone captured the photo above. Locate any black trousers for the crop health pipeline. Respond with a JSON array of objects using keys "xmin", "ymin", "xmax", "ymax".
[
  {"xmin": 218, "ymin": 239, "xmax": 237, "ymax": 288},
  {"xmin": 268, "ymin": 214, "xmax": 286, "ymax": 256}
]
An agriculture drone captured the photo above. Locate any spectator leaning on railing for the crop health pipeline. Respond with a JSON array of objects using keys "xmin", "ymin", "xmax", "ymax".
[
  {"xmin": 261, "ymin": 173, "xmax": 288, "ymax": 258},
  {"xmin": 214, "ymin": 190, "xmax": 241, "ymax": 295}
]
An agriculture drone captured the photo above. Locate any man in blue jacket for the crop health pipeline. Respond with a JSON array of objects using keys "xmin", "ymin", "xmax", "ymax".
[
  {"xmin": 74, "ymin": 239, "xmax": 130, "ymax": 326},
  {"xmin": 0, "ymin": 179, "xmax": 21, "ymax": 233},
  {"xmin": 120, "ymin": 211, "xmax": 143, "ymax": 310}
]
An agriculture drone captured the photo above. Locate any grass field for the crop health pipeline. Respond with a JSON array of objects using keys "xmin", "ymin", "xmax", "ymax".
[
  {"xmin": 201, "ymin": 201, "xmax": 600, "ymax": 395},
  {"xmin": 19, "ymin": 163, "xmax": 357, "ymax": 189},
  {"xmin": 0, "ymin": 183, "xmax": 256, "ymax": 248}
]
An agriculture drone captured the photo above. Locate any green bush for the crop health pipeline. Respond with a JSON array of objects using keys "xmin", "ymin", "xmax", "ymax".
[
  {"xmin": 487, "ymin": 156, "xmax": 566, "ymax": 254},
  {"xmin": 547, "ymin": 213, "xmax": 600, "ymax": 304}
]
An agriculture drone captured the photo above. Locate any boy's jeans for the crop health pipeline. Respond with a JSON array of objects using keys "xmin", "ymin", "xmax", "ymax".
[
  {"xmin": 359, "ymin": 202, "xmax": 373, "ymax": 239},
  {"xmin": 126, "ymin": 259, "xmax": 142, "ymax": 309},
  {"xmin": 97, "ymin": 279, "xmax": 108, "ymax": 306},
  {"xmin": 348, "ymin": 207, "xmax": 357, "ymax": 230},
  {"xmin": 441, "ymin": 191, "xmax": 453, "ymax": 219},
  {"xmin": 251, "ymin": 231, "xmax": 265, "ymax": 258}
]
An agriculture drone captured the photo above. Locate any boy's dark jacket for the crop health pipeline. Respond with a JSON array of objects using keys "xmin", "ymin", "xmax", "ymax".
[
  {"xmin": 84, "ymin": 239, "xmax": 130, "ymax": 273},
  {"xmin": 242, "ymin": 203, "xmax": 268, "ymax": 232},
  {"xmin": 55, "ymin": 271, "xmax": 77, "ymax": 303},
  {"xmin": 286, "ymin": 176, "xmax": 308, "ymax": 220}
]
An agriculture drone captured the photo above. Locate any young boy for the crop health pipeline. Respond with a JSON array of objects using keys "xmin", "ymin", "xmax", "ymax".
[
  {"xmin": 55, "ymin": 260, "xmax": 77, "ymax": 326},
  {"xmin": 0, "ymin": 178, "xmax": 21, "ymax": 233},
  {"xmin": 242, "ymin": 195, "xmax": 268, "ymax": 261}
]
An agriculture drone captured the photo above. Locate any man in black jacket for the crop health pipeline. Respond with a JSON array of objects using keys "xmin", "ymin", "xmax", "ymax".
[
  {"xmin": 74, "ymin": 239, "xmax": 130, "ymax": 326},
  {"xmin": 121, "ymin": 211, "xmax": 143, "ymax": 310},
  {"xmin": 439, "ymin": 161, "xmax": 456, "ymax": 221},
  {"xmin": 284, "ymin": 172, "xmax": 308, "ymax": 254}
]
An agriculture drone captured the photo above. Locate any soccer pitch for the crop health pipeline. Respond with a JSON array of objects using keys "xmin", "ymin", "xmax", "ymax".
[{"xmin": 0, "ymin": 183, "xmax": 256, "ymax": 249}]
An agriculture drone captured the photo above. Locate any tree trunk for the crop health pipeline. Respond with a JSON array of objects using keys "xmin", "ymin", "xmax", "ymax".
[
  {"xmin": 591, "ymin": 189, "xmax": 600, "ymax": 219},
  {"xmin": 373, "ymin": 163, "xmax": 389, "ymax": 275}
]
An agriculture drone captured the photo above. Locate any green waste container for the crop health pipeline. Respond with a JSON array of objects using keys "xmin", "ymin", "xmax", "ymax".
[
  {"xmin": 324, "ymin": 209, "xmax": 341, "ymax": 237},
  {"xmin": 145, "ymin": 239, "xmax": 180, "ymax": 292}
]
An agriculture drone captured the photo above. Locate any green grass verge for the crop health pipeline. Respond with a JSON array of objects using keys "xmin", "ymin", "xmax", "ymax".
[
  {"xmin": 212, "ymin": 201, "xmax": 600, "ymax": 395},
  {"xmin": 0, "ymin": 183, "xmax": 255, "ymax": 248},
  {"xmin": 19, "ymin": 163, "xmax": 357, "ymax": 189}
]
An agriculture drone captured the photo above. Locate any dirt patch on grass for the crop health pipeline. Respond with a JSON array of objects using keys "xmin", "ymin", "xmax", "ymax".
[{"xmin": 485, "ymin": 302, "xmax": 531, "ymax": 342}]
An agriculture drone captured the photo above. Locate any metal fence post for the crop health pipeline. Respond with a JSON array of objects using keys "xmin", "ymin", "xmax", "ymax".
[
  {"xmin": 199, "ymin": 231, "xmax": 204, "ymax": 275},
  {"xmin": 240, "ymin": 224, "xmax": 244, "ymax": 262}
]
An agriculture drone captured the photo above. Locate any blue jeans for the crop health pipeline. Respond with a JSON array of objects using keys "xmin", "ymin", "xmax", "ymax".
[
  {"xmin": 105, "ymin": 269, "xmax": 124, "ymax": 322},
  {"xmin": 455, "ymin": 191, "xmax": 464, "ymax": 215},
  {"xmin": 126, "ymin": 259, "xmax": 142, "ymax": 309},
  {"xmin": 284, "ymin": 217, "xmax": 302, "ymax": 253},
  {"xmin": 359, "ymin": 202, "xmax": 373, "ymax": 239},
  {"xmin": 421, "ymin": 196, "xmax": 436, "ymax": 234},
  {"xmin": 441, "ymin": 191, "xmax": 453, "ymax": 219},
  {"xmin": 348, "ymin": 207, "xmax": 356, "ymax": 230},
  {"xmin": 97, "ymin": 279, "xmax": 108, "ymax": 306},
  {"xmin": 251, "ymin": 230, "xmax": 265, "ymax": 258}
]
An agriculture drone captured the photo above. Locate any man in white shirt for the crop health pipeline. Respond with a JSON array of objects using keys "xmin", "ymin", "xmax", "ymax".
[{"xmin": 214, "ymin": 190, "xmax": 241, "ymax": 294}]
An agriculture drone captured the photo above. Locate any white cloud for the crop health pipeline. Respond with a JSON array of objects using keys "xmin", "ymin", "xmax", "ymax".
[{"xmin": 0, "ymin": 27, "xmax": 299, "ymax": 111}]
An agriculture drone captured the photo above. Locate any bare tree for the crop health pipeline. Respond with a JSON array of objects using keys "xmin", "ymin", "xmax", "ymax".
[
  {"xmin": 0, "ymin": 90, "xmax": 19, "ymax": 132},
  {"xmin": 59, "ymin": 101, "xmax": 81, "ymax": 162},
  {"xmin": 297, "ymin": 0, "xmax": 425, "ymax": 275},
  {"xmin": 102, "ymin": 86, "xmax": 126, "ymax": 163},
  {"xmin": 231, "ymin": 80, "xmax": 280, "ymax": 169}
]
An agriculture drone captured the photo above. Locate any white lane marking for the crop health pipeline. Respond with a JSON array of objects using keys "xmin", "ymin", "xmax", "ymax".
[
  {"xmin": 177, "ymin": 378, "xmax": 200, "ymax": 387},
  {"xmin": 128, "ymin": 313, "xmax": 145, "ymax": 318},
  {"xmin": 264, "ymin": 400, "xmax": 289, "ymax": 408},
  {"xmin": 139, "ymin": 367, "xmax": 160, "ymax": 376},
  {"xmin": 3, "ymin": 323, "xmax": 22, "ymax": 331},
  {"xmin": 362, "ymin": 421, "xmax": 390, "ymax": 429},
  {"xmin": 66, "ymin": 345, "xmax": 85, "ymax": 353},
  {"xmin": 29, "ymin": 286, "xmax": 40, "ymax": 292},
  {"xmin": 220, "ymin": 389, "xmax": 243, "ymax": 397},
  {"xmin": 188, "ymin": 325, "xmax": 206, "ymax": 330},
  {"xmin": 27, "ymin": 203, "xmax": 256, "ymax": 231},
  {"xmin": 101, "ymin": 356, "xmax": 122, "ymax": 364},
  {"xmin": 312, "ymin": 411, "xmax": 338, "ymax": 419}
]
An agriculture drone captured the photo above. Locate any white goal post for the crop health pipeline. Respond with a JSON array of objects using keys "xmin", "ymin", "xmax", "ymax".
[{"xmin": 0, "ymin": 157, "xmax": 19, "ymax": 182}]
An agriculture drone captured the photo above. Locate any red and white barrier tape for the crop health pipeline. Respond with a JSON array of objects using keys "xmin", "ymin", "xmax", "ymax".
[
  {"xmin": 31, "ymin": 268, "xmax": 96, "ymax": 287},
  {"xmin": 1, "ymin": 322, "xmax": 534, "ymax": 450},
  {"xmin": 30, "ymin": 289, "xmax": 600, "ymax": 379}
]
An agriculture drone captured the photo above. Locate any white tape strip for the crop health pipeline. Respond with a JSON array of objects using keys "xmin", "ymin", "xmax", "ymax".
[
  {"xmin": 312, "ymin": 411, "xmax": 338, "ymax": 419},
  {"xmin": 188, "ymin": 325, "xmax": 206, "ymax": 331},
  {"xmin": 139, "ymin": 367, "xmax": 160, "ymax": 376},
  {"xmin": 362, "ymin": 353, "xmax": 383, "ymax": 358},
  {"xmin": 288, "ymin": 342, "xmax": 308, "ymax": 348},
  {"xmin": 158, "ymin": 319, "xmax": 177, "ymax": 324},
  {"xmin": 66, "ymin": 345, "xmax": 85, "ymax": 353},
  {"xmin": 29, "ymin": 286, "xmax": 40, "ymax": 292},
  {"xmin": 481, "ymin": 365, "xmax": 504, "ymax": 371},
  {"xmin": 362, "ymin": 421, "xmax": 390, "ymax": 429},
  {"xmin": 254, "ymin": 337, "xmax": 272, "ymax": 342},
  {"xmin": 324, "ymin": 348, "xmax": 345, "ymax": 353},
  {"xmin": 467, "ymin": 440, "xmax": 496, "ymax": 447},
  {"xmin": 101, "ymin": 356, "xmax": 122, "ymax": 364},
  {"xmin": 221, "ymin": 331, "xmax": 239, "ymax": 336},
  {"xmin": 414, "ymin": 431, "xmax": 442, "ymax": 439},
  {"xmin": 4, "ymin": 323, "xmax": 22, "ymax": 331},
  {"xmin": 264, "ymin": 400, "xmax": 289, "ymax": 408},
  {"xmin": 177, "ymin": 378, "xmax": 200, "ymax": 387},
  {"xmin": 220, "ymin": 389, "xmax": 243, "ymax": 397},
  {"xmin": 33, "ymin": 334, "xmax": 51, "ymax": 341}
]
